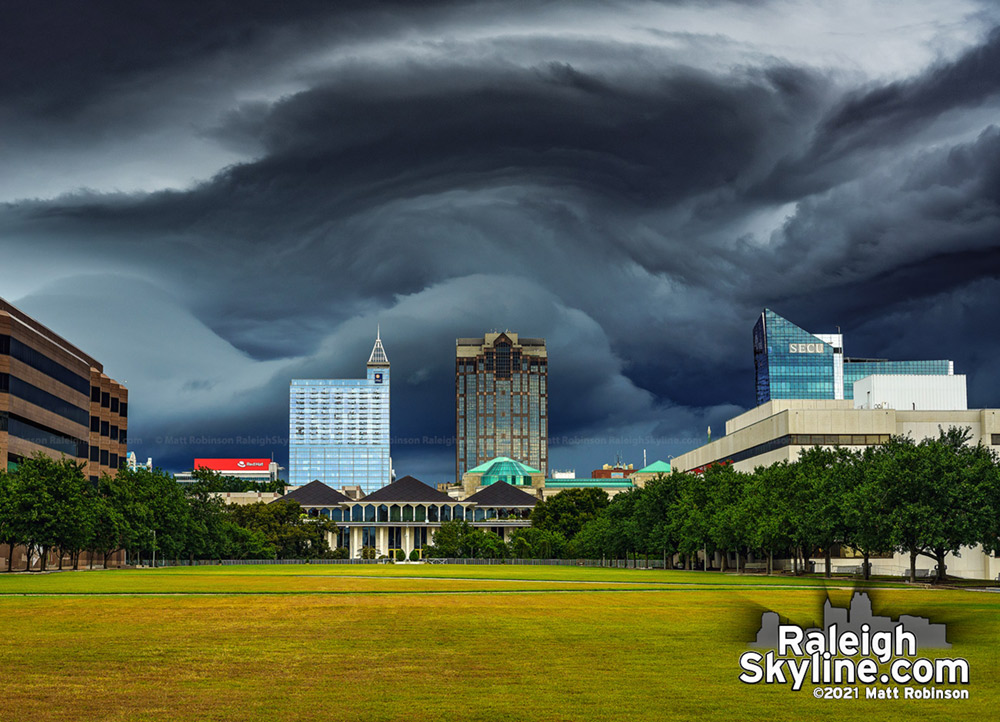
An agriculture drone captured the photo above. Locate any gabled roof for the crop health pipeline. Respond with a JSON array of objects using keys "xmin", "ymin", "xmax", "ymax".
[
  {"xmin": 464, "ymin": 481, "xmax": 538, "ymax": 507},
  {"xmin": 361, "ymin": 475, "xmax": 455, "ymax": 503},
  {"xmin": 467, "ymin": 456, "xmax": 542, "ymax": 475},
  {"xmin": 636, "ymin": 460, "xmax": 672, "ymax": 474},
  {"xmin": 367, "ymin": 327, "xmax": 389, "ymax": 367},
  {"xmin": 275, "ymin": 480, "xmax": 351, "ymax": 506}
]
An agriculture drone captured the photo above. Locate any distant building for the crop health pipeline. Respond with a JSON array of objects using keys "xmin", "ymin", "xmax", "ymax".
[
  {"xmin": 274, "ymin": 476, "xmax": 537, "ymax": 558},
  {"xmin": 126, "ymin": 452, "xmax": 153, "ymax": 472},
  {"xmin": 455, "ymin": 331, "xmax": 548, "ymax": 481},
  {"xmin": 592, "ymin": 462, "xmax": 634, "ymax": 479},
  {"xmin": 175, "ymin": 457, "xmax": 281, "ymax": 484},
  {"xmin": 629, "ymin": 460, "xmax": 673, "ymax": 488},
  {"xmin": 672, "ymin": 399, "xmax": 1000, "ymax": 580},
  {"xmin": 753, "ymin": 309, "xmax": 954, "ymax": 406},
  {"xmin": 289, "ymin": 331, "xmax": 391, "ymax": 493}
]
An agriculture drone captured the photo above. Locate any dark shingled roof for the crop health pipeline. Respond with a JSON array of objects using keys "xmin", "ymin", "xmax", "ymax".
[
  {"xmin": 275, "ymin": 480, "xmax": 351, "ymax": 506},
  {"xmin": 361, "ymin": 475, "xmax": 455, "ymax": 503},
  {"xmin": 463, "ymin": 481, "xmax": 539, "ymax": 507}
]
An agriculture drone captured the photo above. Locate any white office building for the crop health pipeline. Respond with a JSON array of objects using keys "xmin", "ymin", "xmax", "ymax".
[{"xmin": 289, "ymin": 332, "xmax": 391, "ymax": 493}]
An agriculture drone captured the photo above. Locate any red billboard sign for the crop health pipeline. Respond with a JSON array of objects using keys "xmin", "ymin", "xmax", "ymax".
[{"xmin": 193, "ymin": 458, "xmax": 270, "ymax": 473}]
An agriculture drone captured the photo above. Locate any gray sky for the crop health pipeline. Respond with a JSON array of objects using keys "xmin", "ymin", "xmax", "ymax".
[{"xmin": 3, "ymin": 0, "xmax": 1000, "ymax": 484}]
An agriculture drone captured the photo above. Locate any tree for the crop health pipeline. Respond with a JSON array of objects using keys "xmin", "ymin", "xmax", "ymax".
[
  {"xmin": 229, "ymin": 501, "xmax": 335, "ymax": 559},
  {"xmin": 426, "ymin": 520, "xmax": 472, "ymax": 558},
  {"xmin": 876, "ymin": 429, "xmax": 985, "ymax": 582},
  {"xmin": 530, "ymin": 488, "xmax": 610, "ymax": 539},
  {"xmin": 792, "ymin": 447, "xmax": 852, "ymax": 577},
  {"xmin": 603, "ymin": 487, "xmax": 644, "ymax": 563},
  {"xmin": 702, "ymin": 464, "xmax": 749, "ymax": 572},
  {"xmin": 569, "ymin": 516, "xmax": 613, "ymax": 560},
  {"xmin": 841, "ymin": 446, "xmax": 895, "ymax": 580},
  {"xmin": 634, "ymin": 473, "xmax": 680, "ymax": 568},
  {"xmin": 0, "ymin": 470, "xmax": 19, "ymax": 571},
  {"xmin": 743, "ymin": 462, "xmax": 796, "ymax": 574},
  {"xmin": 187, "ymin": 466, "xmax": 285, "ymax": 494},
  {"xmin": 9, "ymin": 454, "xmax": 71, "ymax": 571}
]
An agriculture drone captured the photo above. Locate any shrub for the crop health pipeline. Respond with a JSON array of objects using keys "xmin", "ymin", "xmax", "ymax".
[
  {"xmin": 395, "ymin": 549, "xmax": 406, "ymax": 562},
  {"xmin": 409, "ymin": 549, "xmax": 420, "ymax": 562}
]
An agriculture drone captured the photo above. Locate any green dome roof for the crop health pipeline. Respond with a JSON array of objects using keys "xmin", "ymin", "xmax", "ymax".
[
  {"xmin": 636, "ymin": 460, "xmax": 672, "ymax": 474},
  {"xmin": 466, "ymin": 456, "xmax": 541, "ymax": 486}
]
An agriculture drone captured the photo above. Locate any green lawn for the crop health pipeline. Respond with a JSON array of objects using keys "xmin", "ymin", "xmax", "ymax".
[{"xmin": 0, "ymin": 565, "xmax": 994, "ymax": 721}]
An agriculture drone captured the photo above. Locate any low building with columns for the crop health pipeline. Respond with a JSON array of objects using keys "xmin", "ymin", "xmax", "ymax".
[{"xmin": 274, "ymin": 475, "xmax": 536, "ymax": 559}]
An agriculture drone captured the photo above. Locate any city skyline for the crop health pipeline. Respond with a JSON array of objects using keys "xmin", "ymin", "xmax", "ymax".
[{"xmin": 3, "ymin": 2, "xmax": 1000, "ymax": 485}]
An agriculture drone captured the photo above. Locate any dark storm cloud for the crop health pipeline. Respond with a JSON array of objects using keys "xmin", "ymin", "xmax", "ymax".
[{"xmin": 2, "ymin": 1, "xmax": 1000, "ymax": 481}]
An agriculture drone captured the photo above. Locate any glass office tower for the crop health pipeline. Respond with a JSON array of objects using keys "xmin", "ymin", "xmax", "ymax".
[
  {"xmin": 455, "ymin": 332, "xmax": 547, "ymax": 482},
  {"xmin": 289, "ymin": 332, "xmax": 390, "ymax": 493},
  {"xmin": 753, "ymin": 309, "xmax": 953, "ymax": 405}
]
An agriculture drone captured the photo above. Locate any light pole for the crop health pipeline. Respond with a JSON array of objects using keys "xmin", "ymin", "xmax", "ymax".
[{"xmin": 151, "ymin": 529, "xmax": 156, "ymax": 569}]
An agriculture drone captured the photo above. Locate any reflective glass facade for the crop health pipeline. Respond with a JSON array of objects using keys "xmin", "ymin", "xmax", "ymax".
[
  {"xmin": 842, "ymin": 359, "xmax": 953, "ymax": 400},
  {"xmin": 289, "ymin": 337, "xmax": 390, "ymax": 493},
  {"xmin": 754, "ymin": 309, "xmax": 953, "ymax": 404},
  {"xmin": 456, "ymin": 333, "xmax": 547, "ymax": 482}
]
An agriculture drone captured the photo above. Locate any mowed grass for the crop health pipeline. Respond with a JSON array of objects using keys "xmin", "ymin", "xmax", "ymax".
[{"xmin": 0, "ymin": 566, "xmax": 995, "ymax": 722}]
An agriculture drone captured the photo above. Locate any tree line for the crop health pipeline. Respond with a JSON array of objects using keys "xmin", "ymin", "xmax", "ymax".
[
  {"xmin": 0, "ymin": 455, "xmax": 337, "ymax": 570},
  {"xmin": 529, "ymin": 428, "xmax": 1000, "ymax": 582}
]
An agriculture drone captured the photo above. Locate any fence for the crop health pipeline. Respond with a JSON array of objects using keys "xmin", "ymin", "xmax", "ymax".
[{"xmin": 134, "ymin": 557, "xmax": 677, "ymax": 569}]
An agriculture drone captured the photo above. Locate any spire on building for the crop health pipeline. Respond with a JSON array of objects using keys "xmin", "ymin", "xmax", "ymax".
[{"xmin": 367, "ymin": 327, "xmax": 389, "ymax": 367}]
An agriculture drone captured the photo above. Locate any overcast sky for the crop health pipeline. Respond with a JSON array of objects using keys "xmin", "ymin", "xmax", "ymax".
[{"xmin": 3, "ymin": 0, "xmax": 1000, "ymax": 484}]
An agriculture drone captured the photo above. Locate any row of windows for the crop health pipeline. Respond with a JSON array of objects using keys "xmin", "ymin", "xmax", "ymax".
[
  {"xmin": 0, "ymin": 373, "xmax": 90, "ymax": 426},
  {"xmin": 88, "ymin": 446, "xmax": 123, "ymax": 468},
  {"xmin": 0, "ymin": 335, "xmax": 91, "ymax": 396},
  {"xmin": 89, "ymin": 386, "xmax": 126, "ymax": 416},
  {"xmin": 0, "ymin": 411, "xmax": 88, "ymax": 458},
  {"xmin": 701, "ymin": 433, "xmax": 893, "ymax": 468},
  {"xmin": 88, "ymin": 416, "xmax": 125, "ymax": 442}
]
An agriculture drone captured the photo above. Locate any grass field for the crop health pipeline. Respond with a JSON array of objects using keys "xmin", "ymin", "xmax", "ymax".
[{"xmin": 0, "ymin": 565, "xmax": 995, "ymax": 721}]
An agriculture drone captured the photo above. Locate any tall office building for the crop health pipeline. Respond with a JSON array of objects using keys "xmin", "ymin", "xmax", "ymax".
[
  {"xmin": 289, "ymin": 331, "xmax": 391, "ymax": 493},
  {"xmin": 753, "ymin": 309, "xmax": 954, "ymax": 406},
  {"xmin": 455, "ymin": 332, "xmax": 548, "ymax": 482},
  {"xmin": 1, "ymin": 297, "xmax": 128, "ymax": 482}
]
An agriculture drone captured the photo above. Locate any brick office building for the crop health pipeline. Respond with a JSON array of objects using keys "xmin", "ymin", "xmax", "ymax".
[{"xmin": 1, "ymin": 297, "xmax": 128, "ymax": 568}]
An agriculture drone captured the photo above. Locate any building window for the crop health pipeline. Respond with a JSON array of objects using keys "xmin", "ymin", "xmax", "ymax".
[
  {"xmin": 90, "ymin": 416, "xmax": 100, "ymax": 432},
  {"xmin": 100, "ymin": 449, "xmax": 109, "ymax": 466},
  {"xmin": 110, "ymin": 425, "xmax": 118, "ymax": 441},
  {"xmin": 90, "ymin": 446, "xmax": 100, "ymax": 462},
  {"xmin": 992, "ymin": 434, "xmax": 1000, "ymax": 446},
  {"xmin": 101, "ymin": 391, "xmax": 110, "ymax": 408},
  {"xmin": 100, "ymin": 420, "xmax": 109, "ymax": 437}
]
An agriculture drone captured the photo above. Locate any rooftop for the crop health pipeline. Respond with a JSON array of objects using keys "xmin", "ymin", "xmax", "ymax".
[
  {"xmin": 464, "ymin": 481, "xmax": 539, "ymax": 507},
  {"xmin": 276, "ymin": 480, "xmax": 352, "ymax": 506},
  {"xmin": 362, "ymin": 475, "xmax": 455, "ymax": 504}
]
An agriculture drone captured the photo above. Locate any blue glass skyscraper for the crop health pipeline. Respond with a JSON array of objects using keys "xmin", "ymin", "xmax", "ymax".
[
  {"xmin": 289, "ymin": 332, "xmax": 391, "ymax": 493},
  {"xmin": 753, "ymin": 309, "xmax": 953, "ymax": 406}
]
